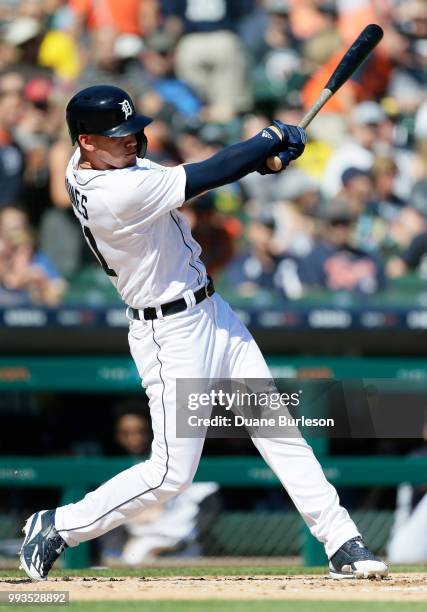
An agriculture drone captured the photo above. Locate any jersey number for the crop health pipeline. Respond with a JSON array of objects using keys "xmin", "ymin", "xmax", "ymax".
[{"xmin": 83, "ymin": 226, "xmax": 117, "ymax": 277}]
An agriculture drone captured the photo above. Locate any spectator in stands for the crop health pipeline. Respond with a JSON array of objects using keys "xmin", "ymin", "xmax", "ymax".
[
  {"xmin": 39, "ymin": 123, "xmax": 84, "ymax": 278},
  {"xmin": 344, "ymin": 161, "xmax": 409, "ymax": 255},
  {"xmin": 388, "ymin": 206, "xmax": 427, "ymax": 262},
  {"xmin": 411, "ymin": 101, "xmax": 427, "ymax": 185},
  {"xmin": 411, "ymin": 179, "xmax": 427, "ymax": 220},
  {"xmin": 37, "ymin": 1, "xmax": 81, "ymax": 82},
  {"xmin": 331, "ymin": 167, "xmax": 374, "ymax": 221},
  {"xmin": 137, "ymin": 29, "xmax": 202, "ymax": 120},
  {"xmin": 272, "ymin": 168, "xmax": 319, "ymax": 258},
  {"xmin": 0, "ymin": 230, "xmax": 13, "ymax": 304},
  {"xmin": 0, "ymin": 2, "xmax": 17, "ymax": 22},
  {"xmin": 0, "ymin": 205, "xmax": 66, "ymax": 305},
  {"xmin": 1, "ymin": 5, "xmax": 79, "ymax": 81},
  {"xmin": 225, "ymin": 213, "xmax": 284, "ymax": 299},
  {"xmin": 172, "ymin": 116, "xmax": 206, "ymax": 164},
  {"xmin": 301, "ymin": 2, "xmax": 340, "ymax": 56},
  {"xmin": 238, "ymin": 0, "xmax": 298, "ymax": 64},
  {"xmin": 109, "ymin": 399, "xmax": 153, "ymax": 456},
  {"xmin": 0, "ymin": 34, "xmax": 16, "ymax": 73},
  {"xmin": 76, "ymin": 25, "xmax": 143, "ymax": 96},
  {"xmin": 2, "ymin": 15, "xmax": 53, "ymax": 81},
  {"xmin": 370, "ymin": 156, "xmax": 406, "ymax": 221},
  {"xmin": 327, "ymin": 167, "xmax": 387, "ymax": 254},
  {"xmin": 387, "ymin": 0, "xmax": 427, "ymax": 114},
  {"xmin": 262, "ymin": 0, "xmax": 300, "ymax": 51},
  {"xmin": 322, "ymin": 101, "xmax": 390, "ymax": 198},
  {"xmin": 243, "ymin": 0, "xmax": 303, "ymax": 101},
  {"xmin": 69, "ymin": 0, "xmax": 159, "ymax": 38},
  {"xmin": 14, "ymin": 75, "xmax": 56, "ymax": 227},
  {"xmin": 162, "ymin": 0, "xmax": 252, "ymax": 121},
  {"xmin": 386, "ymin": 193, "xmax": 427, "ymax": 281},
  {"xmin": 387, "ymin": 231, "xmax": 427, "ymax": 281},
  {"xmin": 0, "ymin": 71, "xmax": 25, "ymax": 209},
  {"xmin": 0, "ymin": 205, "xmax": 27, "ymax": 237},
  {"xmin": 297, "ymin": 208, "xmax": 385, "ymax": 295}
]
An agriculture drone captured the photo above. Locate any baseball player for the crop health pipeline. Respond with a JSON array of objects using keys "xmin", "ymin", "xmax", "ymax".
[{"xmin": 20, "ymin": 85, "xmax": 387, "ymax": 580}]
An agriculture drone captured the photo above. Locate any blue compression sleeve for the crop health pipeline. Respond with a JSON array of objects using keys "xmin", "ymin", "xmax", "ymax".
[{"xmin": 184, "ymin": 129, "xmax": 282, "ymax": 200}]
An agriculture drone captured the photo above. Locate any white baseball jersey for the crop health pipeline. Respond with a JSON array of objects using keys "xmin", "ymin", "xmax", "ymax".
[{"xmin": 65, "ymin": 149, "xmax": 207, "ymax": 308}]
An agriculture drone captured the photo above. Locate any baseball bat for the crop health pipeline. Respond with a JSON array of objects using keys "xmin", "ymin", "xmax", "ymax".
[{"xmin": 267, "ymin": 23, "xmax": 384, "ymax": 171}]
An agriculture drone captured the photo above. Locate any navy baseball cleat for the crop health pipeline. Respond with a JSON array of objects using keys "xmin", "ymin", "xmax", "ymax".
[
  {"xmin": 329, "ymin": 537, "xmax": 388, "ymax": 579},
  {"xmin": 19, "ymin": 510, "xmax": 67, "ymax": 581}
]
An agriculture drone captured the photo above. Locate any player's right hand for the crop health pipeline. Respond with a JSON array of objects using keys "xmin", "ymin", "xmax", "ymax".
[
  {"xmin": 257, "ymin": 150, "xmax": 296, "ymax": 175},
  {"xmin": 272, "ymin": 120, "xmax": 307, "ymax": 160}
]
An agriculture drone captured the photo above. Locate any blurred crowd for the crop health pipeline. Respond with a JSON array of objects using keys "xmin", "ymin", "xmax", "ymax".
[{"xmin": 0, "ymin": 0, "xmax": 426, "ymax": 307}]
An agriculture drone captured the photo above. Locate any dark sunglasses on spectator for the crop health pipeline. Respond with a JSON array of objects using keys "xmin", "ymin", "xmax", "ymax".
[{"xmin": 329, "ymin": 218, "xmax": 352, "ymax": 227}]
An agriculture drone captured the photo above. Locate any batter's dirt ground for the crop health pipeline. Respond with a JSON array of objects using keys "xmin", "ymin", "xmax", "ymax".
[{"xmin": 1, "ymin": 572, "xmax": 426, "ymax": 603}]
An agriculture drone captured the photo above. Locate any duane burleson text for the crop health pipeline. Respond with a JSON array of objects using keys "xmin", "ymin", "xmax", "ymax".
[{"xmin": 188, "ymin": 415, "xmax": 335, "ymax": 428}]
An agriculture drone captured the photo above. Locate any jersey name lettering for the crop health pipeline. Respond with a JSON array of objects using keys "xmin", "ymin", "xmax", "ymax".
[{"xmin": 65, "ymin": 177, "xmax": 89, "ymax": 220}]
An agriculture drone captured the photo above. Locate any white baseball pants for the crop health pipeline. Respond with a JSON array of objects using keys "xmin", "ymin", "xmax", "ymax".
[{"xmin": 55, "ymin": 293, "xmax": 360, "ymax": 557}]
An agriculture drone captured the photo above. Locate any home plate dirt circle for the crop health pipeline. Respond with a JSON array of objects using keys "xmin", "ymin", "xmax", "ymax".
[{"xmin": 2, "ymin": 574, "xmax": 426, "ymax": 601}]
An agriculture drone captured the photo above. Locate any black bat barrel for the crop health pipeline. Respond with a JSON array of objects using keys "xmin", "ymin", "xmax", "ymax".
[{"xmin": 325, "ymin": 23, "xmax": 384, "ymax": 93}]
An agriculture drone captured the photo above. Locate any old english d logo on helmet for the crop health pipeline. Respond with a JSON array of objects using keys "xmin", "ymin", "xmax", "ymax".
[
  {"xmin": 66, "ymin": 85, "xmax": 152, "ymax": 154},
  {"xmin": 119, "ymin": 99, "xmax": 133, "ymax": 120}
]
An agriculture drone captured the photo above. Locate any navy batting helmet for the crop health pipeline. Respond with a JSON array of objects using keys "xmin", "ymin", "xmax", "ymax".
[{"xmin": 66, "ymin": 85, "xmax": 152, "ymax": 156}]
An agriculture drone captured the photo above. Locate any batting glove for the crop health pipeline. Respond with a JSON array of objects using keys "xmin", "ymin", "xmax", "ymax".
[
  {"xmin": 257, "ymin": 150, "xmax": 297, "ymax": 175},
  {"xmin": 273, "ymin": 120, "xmax": 307, "ymax": 158},
  {"xmin": 257, "ymin": 121, "xmax": 307, "ymax": 175}
]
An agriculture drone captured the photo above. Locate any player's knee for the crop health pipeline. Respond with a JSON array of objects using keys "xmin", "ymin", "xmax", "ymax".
[
  {"xmin": 161, "ymin": 459, "xmax": 195, "ymax": 495},
  {"xmin": 138, "ymin": 456, "xmax": 194, "ymax": 497},
  {"xmin": 164, "ymin": 470, "xmax": 193, "ymax": 494}
]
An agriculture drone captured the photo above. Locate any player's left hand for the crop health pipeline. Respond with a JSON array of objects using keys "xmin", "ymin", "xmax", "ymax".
[
  {"xmin": 257, "ymin": 121, "xmax": 306, "ymax": 175},
  {"xmin": 273, "ymin": 120, "xmax": 306, "ymax": 157}
]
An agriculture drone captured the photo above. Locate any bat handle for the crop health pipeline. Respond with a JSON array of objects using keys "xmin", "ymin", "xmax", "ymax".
[{"xmin": 298, "ymin": 88, "xmax": 333, "ymax": 128}]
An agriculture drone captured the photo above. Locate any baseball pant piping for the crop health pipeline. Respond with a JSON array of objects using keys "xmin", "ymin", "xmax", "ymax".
[{"xmin": 55, "ymin": 321, "xmax": 172, "ymax": 544}]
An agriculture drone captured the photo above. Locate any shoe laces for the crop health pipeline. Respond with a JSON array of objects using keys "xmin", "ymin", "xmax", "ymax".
[{"xmin": 345, "ymin": 537, "xmax": 375, "ymax": 560}]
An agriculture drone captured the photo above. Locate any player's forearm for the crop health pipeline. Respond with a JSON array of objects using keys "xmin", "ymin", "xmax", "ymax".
[{"xmin": 183, "ymin": 127, "xmax": 282, "ymax": 200}]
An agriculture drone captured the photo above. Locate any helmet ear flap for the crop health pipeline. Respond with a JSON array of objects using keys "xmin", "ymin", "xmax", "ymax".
[{"xmin": 136, "ymin": 132, "xmax": 148, "ymax": 158}]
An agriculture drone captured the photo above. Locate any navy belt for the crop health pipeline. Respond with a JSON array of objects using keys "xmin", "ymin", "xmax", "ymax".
[{"xmin": 129, "ymin": 277, "xmax": 215, "ymax": 321}]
